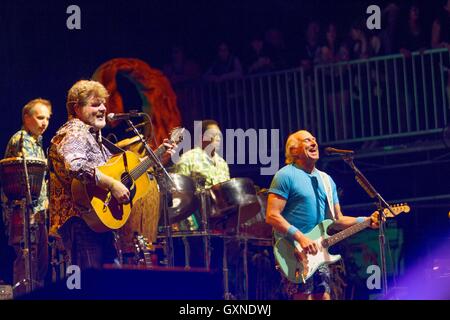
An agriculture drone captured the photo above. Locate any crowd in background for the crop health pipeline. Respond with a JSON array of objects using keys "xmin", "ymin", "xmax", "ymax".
[{"xmin": 162, "ymin": 1, "xmax": 450, "ymax": 86}]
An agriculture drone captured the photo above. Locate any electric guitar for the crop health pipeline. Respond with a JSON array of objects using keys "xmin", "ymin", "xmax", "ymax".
[
  {"xmin": 273, "ymin": 203, "xmax": 410, "ymax": 284},
  {"xmin": 71, "ymin": 127, "xmax": 185, "ymax": 232}
]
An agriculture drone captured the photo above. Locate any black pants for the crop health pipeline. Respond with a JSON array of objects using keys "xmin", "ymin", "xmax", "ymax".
[{"xmin": 58, "ymin": 217, "xmax": 118, "ymax": 270}]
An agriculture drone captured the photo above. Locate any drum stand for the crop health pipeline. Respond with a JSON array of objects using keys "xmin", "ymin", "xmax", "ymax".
[
  {"xmin": 13, "ymin": 152, "xmax": 36, "ymax": 295},
  {"xmin": 125, "ymin": 118, "xmax": 177, "ymax": 267},
  {"xmin": 236, "ymin": 206, "xmax": 249, "ymax": 300},
  {"xmin": 198, "ymin": 188, "xmax": 211, "ymax": 271},
  {"xmin": 222, "ymin": 236, "xmax": 233, "ymax": 300},
  {"xmin": 221, "ymin": 205, "xmax": 250, "ymax": 300}
]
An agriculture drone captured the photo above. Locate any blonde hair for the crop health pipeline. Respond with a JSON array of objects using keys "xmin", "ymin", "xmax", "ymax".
[
  {"xmin": 66, "ymin": 80, "xmax": 109, "ymax": 118},
  {"xmin": 22, "ymin": 98, "xmax": 52, "ymax": 123},
  {"xmin": 285, "ymin": 130, "xmax": 309, "ymax": 164}
]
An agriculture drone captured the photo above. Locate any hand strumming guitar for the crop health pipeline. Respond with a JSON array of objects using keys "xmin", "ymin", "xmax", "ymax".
[
  {"xmin": 110, "ymin": 180, "xmax": 130, "ymax": 204},
  {"xmin": 296, "ymin": 234, "xmax": 318, "ymax": 255},
  {"xmin": 96, "ymin": 169, "xmax": 130, "ymax": 204}
]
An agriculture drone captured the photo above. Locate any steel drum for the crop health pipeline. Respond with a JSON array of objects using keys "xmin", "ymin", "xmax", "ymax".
[
  {"xmin": 240, "ymin": 189, "xmax": 272, "ymax": 239},
  {"xmin": 209, "ymin": 178, "xmax": 259, "ymax": 219},
  {"xmin": 0, "ymin": 157, "xmax": 47, "ymax": 201},
  {"xmin": 168, "ymin": 173, "xmax": 199, "ymax": 224}
]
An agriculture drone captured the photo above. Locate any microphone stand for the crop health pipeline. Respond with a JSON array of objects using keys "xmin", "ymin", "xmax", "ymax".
[
  {"xmin": 340, "ymin": 154, "xmax": 396, "ymax": 298},
  {"xmin": 125, "ymin": 118, "xmax": 177, "ymax": 267}
]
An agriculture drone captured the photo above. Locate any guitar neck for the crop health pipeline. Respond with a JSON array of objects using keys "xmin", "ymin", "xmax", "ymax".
[
  {"xmin": 130, "ymin": 157, "xmax": 154, "ymax": 181},
  {"xmin": 323, "ymin": 219, "xmax": 371, "ymax": 248},
  {"xmin": 154, "ymin": 144, "xmax": 166, "ymax": 160},
  {"xmin": 129, "ymin": 144, "xmax": 166, "ymax": 181}
]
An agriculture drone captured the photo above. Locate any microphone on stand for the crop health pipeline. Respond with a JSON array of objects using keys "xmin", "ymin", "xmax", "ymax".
[
  {"xmin": 324, "ymin": 147, "xmax": 355, "ymax": 155},
  {"xmin": 107, "ymin": 111, "xmax": 146, "ymax": 121}
]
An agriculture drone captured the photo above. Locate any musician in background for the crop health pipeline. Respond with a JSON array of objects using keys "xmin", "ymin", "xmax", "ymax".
[
  {"xmin": 266, "ymin": 130, "xmax": 378, "ymax": 300},
  {"xmin": 175, "ymin": 119, "xmax": 230, "ymax": 187},
  {"xmin": 173, "ymin": 119, "xmax": 230, "ymax": 229},
  {"xmin": 1, "ymin": 98, "xmax": 52, "ymax": 295}
]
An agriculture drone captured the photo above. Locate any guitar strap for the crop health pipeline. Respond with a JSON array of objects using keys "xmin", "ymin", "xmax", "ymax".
[
  {"xmin": 317, "ymin": 169, "xmax": 337, "ymax": 221},
  {"xmin": 101, "ymin": 136, "xmax": 126, "ymax": 155}
]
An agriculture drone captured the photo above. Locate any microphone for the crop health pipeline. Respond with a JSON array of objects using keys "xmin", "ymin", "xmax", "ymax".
[
  {"xmin": 324, "ymin": 147, "xmax": 355, "ymax": 155},
  {"xmin": 107, "ymin": 111, "xmax": 146, "ymax": 121}
]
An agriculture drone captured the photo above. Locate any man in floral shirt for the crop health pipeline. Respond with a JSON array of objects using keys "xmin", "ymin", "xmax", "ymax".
[
  {"xmin": 48, "ymin": 80, "xmax": 131, "ymax": 270},
  {"xmin": 2, "ymin": 98, "xmax": 52, "ymax": 295},
  {"xmin": 49, "ymin": 80, "xmax": 176, "ymax": 271}
]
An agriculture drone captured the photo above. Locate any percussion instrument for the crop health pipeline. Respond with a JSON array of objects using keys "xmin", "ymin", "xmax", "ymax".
[
  {"xmin": 240, "ymin": 189, "xmax": 272, "ymax": 239},
  {"xmin": 168, "ymin": 173, "xmax": 199, "ymax": 224},
  {"xmin": 209, "ymin": 178, "xmax": 259, "ymax": 219},
  {"xmin": 0, "ymin": 157, "xmax": 47, "ymax": 201}
]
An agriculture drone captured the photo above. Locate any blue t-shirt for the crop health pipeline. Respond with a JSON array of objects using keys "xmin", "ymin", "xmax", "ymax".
[{"xmin": 269, "ymin": 164, "xmax": 339, "ymax": 234}]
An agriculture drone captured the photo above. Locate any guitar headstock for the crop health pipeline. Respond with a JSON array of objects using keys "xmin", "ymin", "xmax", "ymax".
[
  {"xmin": 372, "ymin": 203, "xmax": 410, "ymax": 221},
  {"xmin": 132, "ymin": 233, "xmax": 150, "ymax": 252},
  {"xmin": 383, "ymin": 203, "xmax": 410, "ymax": 217},
  {"xmin": 168, "ymin": 127, "xmax": 185, "ymax": 145}
]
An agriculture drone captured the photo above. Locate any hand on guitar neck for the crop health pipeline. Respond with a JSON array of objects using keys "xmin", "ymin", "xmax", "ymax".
[
  {"xmin": 330, "ymin": 212, "xmax": 380, "ymax": 232},
  {"xmin": 154, "ymin": 127, "xmax": 185, "ymax": 166},
  {"xmin": 158, "ymin": 138, "xmax": 177, "ymax": 166}
]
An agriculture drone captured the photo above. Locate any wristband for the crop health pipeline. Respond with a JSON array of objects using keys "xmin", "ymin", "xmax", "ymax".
[
  {"xmin": 286, "ymin": 225, "xmax": 299, "ymax": 240},
  {"xmin": 356, "ymin": 216, "xmax": 366, "ymax": 223}
]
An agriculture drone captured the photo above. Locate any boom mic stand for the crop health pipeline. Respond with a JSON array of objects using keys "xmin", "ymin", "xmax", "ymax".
[
  {"xmin": 125, "ymin": 117, "xmax": 177, "ymax": 267},
  {"xmin": 340, "ymin": 153, "xmax": 396, "ymax": 297}
]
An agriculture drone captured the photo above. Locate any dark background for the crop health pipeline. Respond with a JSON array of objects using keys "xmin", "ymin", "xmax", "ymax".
[{"xmin": 0, "ymin": 0, "xmax": 445, "ymax": 151}]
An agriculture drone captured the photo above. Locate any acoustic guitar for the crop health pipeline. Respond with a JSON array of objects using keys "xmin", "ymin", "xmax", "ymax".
[{"xmin": 71, "ymin": 127, "xmax": 185, "ymax": 232}]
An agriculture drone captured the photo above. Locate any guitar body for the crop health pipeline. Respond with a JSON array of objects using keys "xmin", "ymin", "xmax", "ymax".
[
  {"xmin": 72, "ymin": 151, "xmax": 152, "ymax": 232},
  {"xmin": 274, "ymin": 219, "xmax": 341, "ymax": 284}
]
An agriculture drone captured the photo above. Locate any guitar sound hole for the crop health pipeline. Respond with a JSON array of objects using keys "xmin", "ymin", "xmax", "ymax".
[
  {"xmin": 120, "ymin": 173, "xmax": 136, "ymax": 205},
  {"xmin": 121, "ymin": 173, "xmax": 133, "ymax": 190}
]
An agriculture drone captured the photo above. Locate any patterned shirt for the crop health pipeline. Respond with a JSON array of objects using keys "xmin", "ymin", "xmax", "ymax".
[
  {"xmin": 48, "ymin": 118, "xmax": 112, "ymax": 232},
  {"xmin": 2, "ymin": 129, "xmax": 48, "ymax": 213},
  {"xmin": 174, "ymin": 147, "xmax": 230, "ymax": 189}
]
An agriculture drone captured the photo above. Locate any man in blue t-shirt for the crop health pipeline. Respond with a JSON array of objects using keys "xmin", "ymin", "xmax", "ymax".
[{"xmin": 266, "ymin": 130, "xmax": 378, "ymax": 300}]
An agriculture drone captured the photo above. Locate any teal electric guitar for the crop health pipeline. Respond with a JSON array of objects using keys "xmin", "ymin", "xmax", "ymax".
[{"xmin": 274, "ymin": 203, "xmax": 410, "ymax": 284}]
